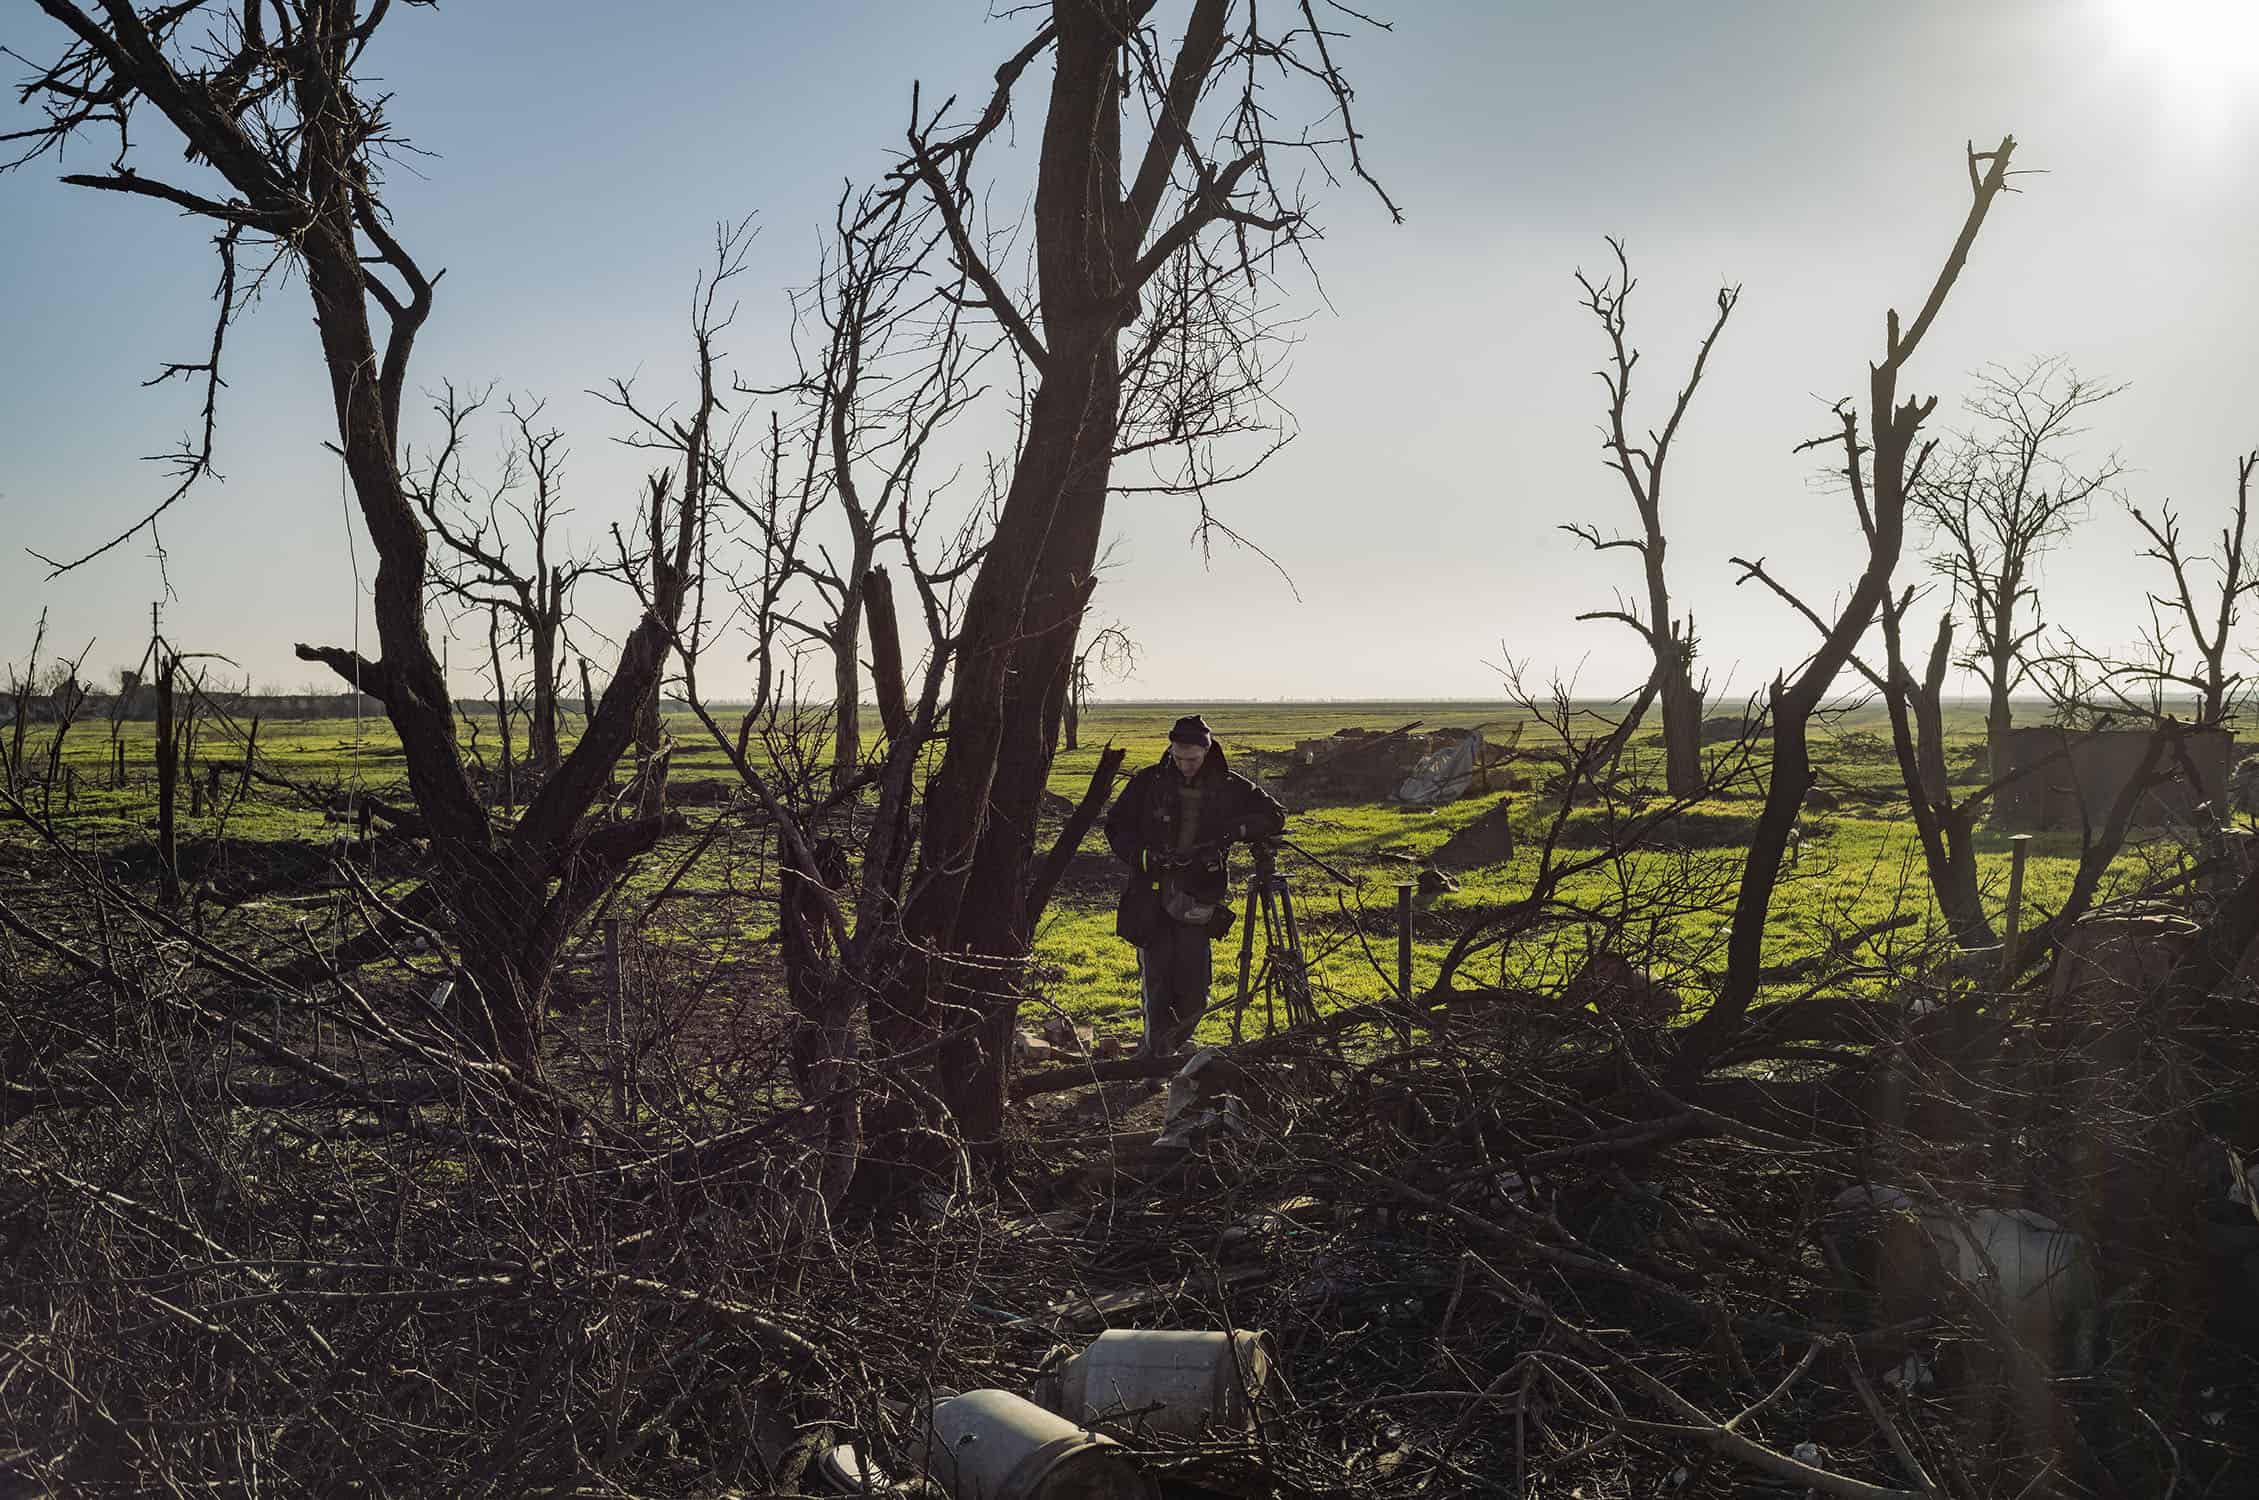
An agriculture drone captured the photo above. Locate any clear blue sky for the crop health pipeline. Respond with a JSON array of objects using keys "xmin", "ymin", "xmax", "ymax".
[{"xmin": 4, "ymin": 1, "xmax": 2256, "ymax": 703}]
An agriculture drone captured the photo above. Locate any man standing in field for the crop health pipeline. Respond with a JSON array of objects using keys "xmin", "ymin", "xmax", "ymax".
[{"xmin": 1105, "ymin": 714, "xmax": 1287, "ymax": 1056}]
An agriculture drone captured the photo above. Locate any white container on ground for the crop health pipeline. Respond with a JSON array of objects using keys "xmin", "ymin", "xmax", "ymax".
[
  {"xmin": 923, "ymin": 1389, "xmax": 1153, "ymax": 1500},
  {"xmin": 1037, "ymin": 1328, "xmax": 1276, "ymax": 1437},
  {"xmin": 815, "ymin": 1440, "xmax": 892, "ymax": 1494}
]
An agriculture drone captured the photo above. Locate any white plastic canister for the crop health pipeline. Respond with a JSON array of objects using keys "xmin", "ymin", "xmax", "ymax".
[
  {"xmin": 923, "ymin": 1389, "xmax": 1153, "ymax": 1500},
  {"xmin": 1041, "ymin": 1329, "xmax": 1276, "ymax": 1437},
  {"xmin": 815, "ymin": 1440, "xmax": 891, "ymax": 1494}
]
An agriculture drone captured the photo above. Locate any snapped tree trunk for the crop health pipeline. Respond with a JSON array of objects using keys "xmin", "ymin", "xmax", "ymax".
[
  {"xmin": 830, "ymin": 598, "xmax": 862, "ymax": 790},
  {"xmin": 1887, "ymin": 612, "xmax": 1993, "ymax": 949},
  {"xmin": 1659, "ymin": 648, "xmax": 1704, "ymax": 797},
  {"xmin": 527, "ymin": 609, "xmax": 560, "ymax": 775},
  {"xmin": 1682, "ymin": 137, "xmax": 2017, "ymax": 1071}
]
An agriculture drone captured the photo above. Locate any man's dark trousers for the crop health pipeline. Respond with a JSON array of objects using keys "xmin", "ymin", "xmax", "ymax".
[{"xmin": 1138, "ymin": 920, "xmax": 1211, "ymax": 1056}]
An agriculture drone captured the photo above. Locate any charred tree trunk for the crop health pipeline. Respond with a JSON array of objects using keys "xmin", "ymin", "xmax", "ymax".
[
  {"xmin": 829, "ymin": 564, "xmax": 864, "ymax": 790},
  {"xmin": 1985, "ymin": 572, "xmax": 2018, "ymax": 772},
  {"xmin": 1658, "ymin": 639, "xmax": 1704, "ymax": 796},
  {"xmin": 897, "ymin": 348, "xmax": 1119, "ymax": 1144},
  {"xmin": 632, "ymin": 672, "xmax": 663, "ymax": 816},
  {"xmin": 883, "ymin": 1, "xmax": 1147, "ymax": 1147},
  {"xmin": 1643, "ymin": 547, "xmax": 1699, "ymax": 797},
  {"xmin": 527, "ymin": 598, "xmax": 561, "ymax": 775},
  {"xmin": 781, "ymin": 840, "xmax": 853, "ymax": 1092},
  {"xmin": 862, "ymin": 568, "xmax": 911, "ymax": 747},
  {"xmin": 1885, "ymin": 611, "xmax": 1993, "ymax": 948}
]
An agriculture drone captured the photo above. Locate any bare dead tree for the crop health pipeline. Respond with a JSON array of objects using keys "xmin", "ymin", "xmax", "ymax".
[
  {"xmin": 1, "ymin": 610, "xmax": 50, "ymax": 797},
  {"xmin": 877, "ymin": 0, "xmax": 1401, "ymax": 1149},
  {"xmin": 745, "ymin": 183, "xmax": 999, "ymax": 790},
  {"xmin": 1858, "ymin": 592, "xmax": 2169, "ymax": 962},
  {"xmin": 1685, "ymin": 136, "xmax": 2019, "ymax": 1067},
  {"xmin": 1065, "ymin": 619, "xmax": 1137, "ymax": 752},
  {"xmin": 7, "ymin": 3, "xmax": 716, "ymax": 1074},
  {"xmin": 1877, "ymin": 603, "xmax": 1991, "ymax": 946},
  {"xmin": 411, "ymin": 389, "xmax": 602, "ymax": 778},
  {"xmin": 1564, "ymin": 239, "xmax": 1738, "ymax": 796},
  {"xmin": 1744, "ymin": 576, "xmax": 2032, "ymax": 956},
  {"xmin": 2122, "ymin": 449, "xmax": 2259, "ymax": 726},
  {"xmin": 31, "ymin": 657, "xmax": 94, "ymax": 826},
  {"xmin": 1911, "ymin": 358, "xmax": 2121, "ymax": 764},
  {"xmin": 674, "ymin": 402, "xmax": 994, "ymax": 1219}
]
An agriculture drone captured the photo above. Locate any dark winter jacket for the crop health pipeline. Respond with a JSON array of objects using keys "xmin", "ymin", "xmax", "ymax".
[{"xmin": 1104, "ymin": 742, "xmax": 1286, "ymax": 946}]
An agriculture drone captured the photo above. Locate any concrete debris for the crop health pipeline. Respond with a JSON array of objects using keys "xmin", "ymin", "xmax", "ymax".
[{"xmin": 1040, "ymin": 1015, "xmax": 1094, "ymax": 1056}]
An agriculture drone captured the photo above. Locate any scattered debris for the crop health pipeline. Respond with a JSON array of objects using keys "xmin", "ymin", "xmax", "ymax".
[
  {"xmin": 1155, "ymin": 1047, "xmax": 1253, "ymax": 1149},
  {"xmin": 1431, "ymin": 795, "xmax": 1518, "ymax": 870},
  {"xmin": 1564, "ymin": 951, "xmax": 1683, "ymax": 1027},
  {"xmin": 1825, "ymin": 1184, "xmax": 2100, "ymax": 1371},
  {"xmin": 1881, "ymin": 1354, "xmax": 1935, "ymax": 1391},
  {"xmin": 923, "ymin": 1389, "xmax": 1151, "ymax": 1500},
  {"xmin": 1280, "ymin": 723, "xmax": 1514, "ymax": 804},
  {"xmin": 1399, "ymin": 733, "xmax": 1482, "ymax": 805},
  {"xmin": 1040, "ymin": 1015, "xmax": 1094, "ymax": 1057},
  {"xmin": 1033, "ymin": 1328, "xmax": 1276, "ymax": 1438},
  {"xmin": 1412, "ymin": 866, "xmax": 1457, "ymax": 908}
]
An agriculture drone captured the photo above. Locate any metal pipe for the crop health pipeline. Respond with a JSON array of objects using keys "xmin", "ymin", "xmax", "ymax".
[
  {"xmin": 2000, "ymin": 833, "xmax": 2033, "ymax": 988},
  {"xmin": 1396, "ymin": 881, "xmax": 1416, "ymax": 1041}
]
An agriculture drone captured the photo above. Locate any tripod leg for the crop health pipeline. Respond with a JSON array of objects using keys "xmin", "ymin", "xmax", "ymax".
[
  {"xmin": 1275, "ymin": 880, "xmax": 1317, "ymax": 1028},
  {"xmin": 1232, "ymin": 875, "xmax": 1259, "ymax": 1045},
  {"xmin": 1258, "ymin": 882, "xmax": 1283, "ymax": 1038}
]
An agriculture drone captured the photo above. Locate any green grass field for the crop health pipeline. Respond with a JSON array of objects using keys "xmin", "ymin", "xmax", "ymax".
[
  {"xmin": 2, "ymin": 698, "xmax": 2179, "ymax": 1053},
  {"xmin": 1036, "ymin": 702, "xmax": 2157, "ymax": 1042}
]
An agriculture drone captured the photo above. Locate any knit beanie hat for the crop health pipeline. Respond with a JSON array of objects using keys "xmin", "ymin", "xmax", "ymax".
[{"xmin": 1168, "ymin": 714, "xmax": 1214, "ymax": 746}]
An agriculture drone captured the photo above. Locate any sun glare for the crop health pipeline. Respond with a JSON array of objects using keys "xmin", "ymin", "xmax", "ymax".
[
  {"xmin": 2105, "ymin": 0, "xmax": 2259, "ymax": 80},
  {"xmin": 2094, "ymin": 0, "xmax": 2259, "ymax": 144}
]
